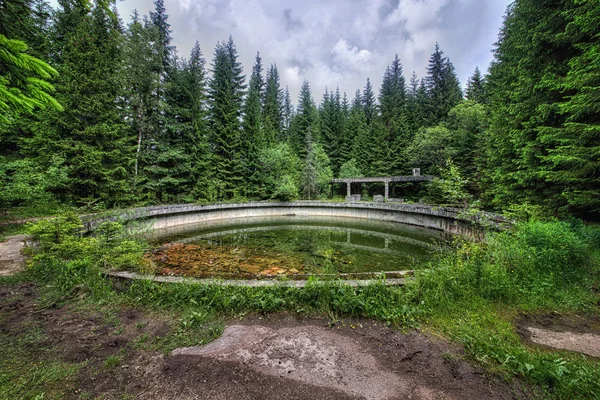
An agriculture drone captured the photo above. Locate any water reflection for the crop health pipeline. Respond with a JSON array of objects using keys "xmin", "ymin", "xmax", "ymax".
[{"xmin": 152, "ymin": 216, "xmax": 448, "ymax": 273}]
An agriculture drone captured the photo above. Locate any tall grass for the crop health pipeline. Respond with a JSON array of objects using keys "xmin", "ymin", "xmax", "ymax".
[{"xmin": 18, "ymin": 213, "xmax": 600, "ymax": 398}]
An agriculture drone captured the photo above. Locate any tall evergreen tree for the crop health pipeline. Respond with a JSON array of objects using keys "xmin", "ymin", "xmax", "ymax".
[
  {"xmin": 282, "ymin": 85, "xmax": 294, "ymax": 141},
  {"xmin": 425, "ymin": 43, "xmax": 462, "ymax": 124},
  {"xmin": 291, "ymin": 80, "xmax": 318, "ymax": 158},
  {"xmin": 240, "ymin": 52, "xmax": 264, "ymax": 197},
  {"xmin": 350, "ymin": 90, "xmax": 371, "ymax": 176},
  {"xmin": 123, "ymin": 11, "xmax": 161, "ymax": 198},
  {"xmin": 29, "ymin": 1, "xmax": 132, "ymax": 206},
  {"xmin": 207, "ymin": 37, "xmax": 246, "ymax": 199},
  {"xmin": 320, "ymin": 88, "xmax": 344, "ymax": 175},
  {"xmin": 485, "ymin": 0, "xmax": 600, "ymax": 217},
  {"xmin": 362, "ymin": 77, "xmax": 376, "ymax": 125},
  {"xmin": 262, "ymin": 63, "xmax": 283, "ymax": 145},
  {"xmin": 149, "ymin": 0, "xmax": 174, "ymax": 71},
  {"xmin": 465, "ymin": 66, "xmax": 486, "ymax": 103},
  {"xmin": 378, "ymin": 54, "xmax": 410, "ymax": 174}
]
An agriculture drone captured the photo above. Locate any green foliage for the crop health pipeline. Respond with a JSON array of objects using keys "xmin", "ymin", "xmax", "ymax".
[
  {"xmin": 424, "ymin": 159, "xmax": 470, "ymax": 205},
  {"xmin": 0, "ymin": 156, "xmax": 67, "ymax": 211},
  {"xmin": 240, "ymin": 52, "xmax": 264, "ymax": 197},
  {"xmin": 408, "ymin": 220, "xmax": 600, "ymax": 398},
  {"xmin": 338, "ymin": 159, "xmax": 362, "ymax": 179},
  {"xmin": 411, "ymin": 220, "xmax": 599, "ymax": 312},
  {"xmin": 290, "ymin": 80, "xmax": 318, "ymax": 158},
  {"xmin": 484, "ymin": 0, "xmax": 600, "ymax": 218},
  {"xmin": 301, "ymin": 141, "xmax": 333, "ymax": 199},
  {"xmin": 408, "ymin": 125, "xmax": 456, "ymax": 173},
  {"xmin": 0, "ymin": 34, "xmax": 62, "ymax": 123},
  {"xmin": 262, "ymin": 63, "xmax": 284, "ymax": 145},
  {"xmin": 258, "ymin": 143, "xmax": 300, "ymax": 200}
]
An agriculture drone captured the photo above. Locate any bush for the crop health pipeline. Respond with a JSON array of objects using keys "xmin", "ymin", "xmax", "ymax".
[
  {"xmin": 411, "ymin": 220, "xmax": 599, "ymax": 311},
  {"xmin": 273, "ymin": 175, "xmax": 299, "ymax": 201}
]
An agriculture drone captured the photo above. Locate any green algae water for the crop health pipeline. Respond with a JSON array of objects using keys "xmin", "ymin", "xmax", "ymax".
[{"xmin": 151, "ymin": 216, "xmax": 448, "ymax": 277}]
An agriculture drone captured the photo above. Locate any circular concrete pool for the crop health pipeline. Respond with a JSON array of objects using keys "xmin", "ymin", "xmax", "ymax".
[{"xmin": 147, "ymin": 215, "xmax": 448, "ymax": 279}]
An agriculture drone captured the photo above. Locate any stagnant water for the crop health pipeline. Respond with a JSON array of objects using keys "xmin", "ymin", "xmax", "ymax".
[{"xmin": 150, "ymin": 216, "xmax": 449, "ymax": 277}]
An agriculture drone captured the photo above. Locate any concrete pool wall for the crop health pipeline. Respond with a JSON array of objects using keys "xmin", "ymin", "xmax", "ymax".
[{"xmin": 83, "ymin": 201, "xmax": 505, "ymax": 237}]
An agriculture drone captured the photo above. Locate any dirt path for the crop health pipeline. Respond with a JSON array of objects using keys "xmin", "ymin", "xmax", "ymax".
[
  {"xmin": 171, "ymin": 317, "xmax": 519, "ymax": 400},
  {"xmin": 0, "ymin": 234, "xmax": 31, "ymax": 276},
  {"xmin": 0, "ymin": 283, "xmax": 528, "ymax": 400}
]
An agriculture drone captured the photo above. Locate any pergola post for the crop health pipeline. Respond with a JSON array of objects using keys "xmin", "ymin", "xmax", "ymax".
[
  {"xmin": 384, "ymin": 180, "xmax": 389, "ymax": 200},
  {"xmin": 347, "ymin": 182, "xmax": 351, "ymax": 197}
]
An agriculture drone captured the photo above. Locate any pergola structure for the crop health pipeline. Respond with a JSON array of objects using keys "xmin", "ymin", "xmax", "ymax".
[{"xmin": 330, "ymin": 173, "xmax": 434, "ymax": 201}]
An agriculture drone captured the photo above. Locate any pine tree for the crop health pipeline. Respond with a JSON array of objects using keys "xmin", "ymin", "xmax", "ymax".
[
  {"xmin": 291, "ymin": 80, "xmax": 318, "ymax": 158},
  {"xmin": 425, "ymin": 43, "xmax": 462, "ymax": 124},
  {"xmin": 207, "ymin": 37, "xmax": 246, "ymax": 199},
  {"xmin": 28, "ymin": 1, "xmax": 132, "ymax": 206},
  {"xmin": 149, "ymin": 0, "xmax": 174, "ymax": 72},
  {"xmin": 406, "ymin": 71, "xmax": 425, "ymax": 133},
  {"xmin": 262, "ymin": 63, "xmax": 283, "ymax": 145},
  {"xmin": 240, "ymin": 52, "xmax": 264, "ymax": 197},
  {"xmin": 157, "ymin": 40, "xmax": 210, "ymax": 202},
  {"xmin": 339, "ymin": 91, "xmax": 353, "ymax": 164},
  {"xmin": 465, "ymin": 66, "xmax": 486, "ymax": 103},
  {"xmin": 379, "ymin": 55, "xmax": 406, "ymax": 128},
  {"xmin": 362, "ymin": 77, "xmax": 376, "ymax": 125},
  {"xmin": 282, "ymin": 85, "xmax": 294, "ymax": 142},
  {"xmin": 350, "ymin": 90, "xmax": 371, "ymax": 175},
  {"xmin": 485, "ymin": 0, "xmax": 600, "ymax": 216},
  {"xmin": 183, "ymin": 41, "xmax": 214, "ymax": 200},
  {"xmin": 378, "ymin": 54, "xmax": 410, "ymax": 174}
]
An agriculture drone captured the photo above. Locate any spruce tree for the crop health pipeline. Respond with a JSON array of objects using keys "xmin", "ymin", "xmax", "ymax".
[
  {"xmin": 149, "ymin": 0, "xmax": 174, "ymax": 72},
  {"xmin": 29, "ymin": 1, "xmax": 132, "ymax": 206},
  {"xmin": 291, "ymin": 80, "xmax": 318, "ymax": 158},
  {"xmin": 240, "ymin": 52, "xmax": 264, "ymax": 197},
  {"xmin": 207, "ymin": 37, "xmax": 246, "ymax": 199},
  {"xmin": 485, "ymin": 0, "xmax": 600, "ymax": 216},
  {"xmin": 425, "ymin": 43, "xmax": 462, "ymax": 124},
  {"xmin": 350, "ymin": 90, "xmax": 371, "ymax": 176},
  {"xmin": 465, "ymin": 66, "xmax": 486, "ymax": 103},
  {"xmin": 362, "ymin": 78, "xmax": 376, "ymax": 125},
  {"xmin": 282, "ymin": 85, "xmax": 294, "ymax": 142},
  {"xmin": 183, "ymin": 41, "xmax": 214, "ymax": 200},
  {"xmin": 262, "ymin": 63, "xmax": 283, "ymax": 145},
  {"xmin": 378, "ymin": 54, "xmax": 410, "ymax": 174}
]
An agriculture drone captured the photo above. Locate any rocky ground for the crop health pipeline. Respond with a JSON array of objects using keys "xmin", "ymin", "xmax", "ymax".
[{"xmin": 0, "ymin": 282, "xmax": 526, "ymax": 400}]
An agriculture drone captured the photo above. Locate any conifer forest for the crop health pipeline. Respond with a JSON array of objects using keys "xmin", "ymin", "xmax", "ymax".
[{"xmin": 1, "ymin": 0, "xmax": 598, "ymax": 219}]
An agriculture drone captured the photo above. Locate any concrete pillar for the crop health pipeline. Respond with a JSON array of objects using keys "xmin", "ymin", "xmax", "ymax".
[
  {"xmin": 384, "ymin": 181, "xmax": 389, "ymax": 200},
  {"xmin": 347, "ymin": 182, "xmax": 351, "ymax": 197}
]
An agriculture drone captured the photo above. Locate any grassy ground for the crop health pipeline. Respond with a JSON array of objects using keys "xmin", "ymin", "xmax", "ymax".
[{"xmin": 1, "ymin": 213, "xmax": 599, "ymax": 398}]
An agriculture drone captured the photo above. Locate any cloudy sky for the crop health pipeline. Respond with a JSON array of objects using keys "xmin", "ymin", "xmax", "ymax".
[{"xmin": 58, "ymin": 0, "xmax": 512, "ymax": 102}]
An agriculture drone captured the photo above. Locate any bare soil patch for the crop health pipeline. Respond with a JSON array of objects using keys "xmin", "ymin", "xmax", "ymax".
[
  {"xmin": 0, "ymin": 283, "xmax": 527, "ymax": 399},
  {"xmin": 516, "ymin": 312, "xmax": 600, "ymax": 358}
]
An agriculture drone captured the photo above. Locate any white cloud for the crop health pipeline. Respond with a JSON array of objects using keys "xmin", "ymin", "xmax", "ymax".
[
  {"xmin": 48, "ymin": 0, "xmax": 512, "ymax": 101},
  {"xmin": 331, "ymin": 39, "xmax": 373, "ymax": 72}
]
